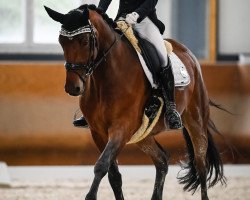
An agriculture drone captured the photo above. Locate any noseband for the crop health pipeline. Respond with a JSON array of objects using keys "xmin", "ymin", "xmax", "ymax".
[{"xmin": 63, "ymin": 20, "xmax": 118, "ymax": 81}]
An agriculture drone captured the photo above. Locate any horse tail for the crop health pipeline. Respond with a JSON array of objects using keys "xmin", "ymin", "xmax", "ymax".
[
  {"xmin": 209, "ymin": 99, "xmax": 234, "ymax": 115},
  {"xmin": 179, "ymin": 126, "xmax": 226, "ymax": 193},
  {"xmin": 206, "ymin": 121, "xmax": 227, "ymax": 187}
]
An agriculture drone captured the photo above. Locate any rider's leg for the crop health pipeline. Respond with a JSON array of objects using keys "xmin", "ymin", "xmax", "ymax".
[
  {"xmin": 134, "ymin": 18, "xmax": 182, "ymax": 129},
  {"xmin": 159, "ymin": 58, "xmax": 182, "ymax": 129},
  {"xmin": 134, "ymin": 17, "xmax": 168, "ymax": 66}
]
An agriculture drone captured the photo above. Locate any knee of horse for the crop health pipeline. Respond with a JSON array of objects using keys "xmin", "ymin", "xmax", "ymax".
[
  {"xmin": 108, "ymin": 171, "xmax": 123, "ymax": 189},
  {"xmin": 108, "ymin": 162, "xmax": 123, "ymax": 185},
  {"xmin": 94, "ymin": 160, "xmax": 110, "ymax": 178},
  {"xmin": 108, "ymin": 167, "xmax": 122, "ymax": 179}
]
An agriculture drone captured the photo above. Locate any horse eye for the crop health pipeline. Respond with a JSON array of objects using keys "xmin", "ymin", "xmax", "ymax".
[
  {"xmin": 78, "ymin": 36, "xmax": 89, "ymax": 46},
  {"xmin": 59, "ymin": 36, "xmax": 71, "ymax": 45}
]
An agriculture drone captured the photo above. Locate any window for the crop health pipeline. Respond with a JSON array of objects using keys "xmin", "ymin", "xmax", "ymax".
[
  {"xmin": 0, "ymin": 0, "xmax": 82, "ymax": 55},
  {"xmin": 0, "ymin": 0, "xmax": 25, "ymax": 43},
  {"xmin": 0, "ymin": 0, "xmax": 210, "ymax": 60},
  {"xmin": 2, "ymin": 0, "xmax": 248, "ymax": 62},
  {"xmin": 171, "ymin": 0, "xmax": 210, "ymax": 59},
  {"xmin": 218, "ymin": 0, "xmax": 250, "ymax": 59}
]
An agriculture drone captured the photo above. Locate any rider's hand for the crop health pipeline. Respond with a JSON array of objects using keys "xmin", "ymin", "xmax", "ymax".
[{"xmin": 125, "ymin": 12, "xmax": 139, "ymax": 26}]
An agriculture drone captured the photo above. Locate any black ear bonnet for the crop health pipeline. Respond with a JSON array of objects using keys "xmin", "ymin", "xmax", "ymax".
[
  {"xmin": 62, "ymin": 6, "xmax": 89, "ymax": 31},
  {"xmin": 44, "ymin": 5, "xmax": 90, "ymax": 31}
]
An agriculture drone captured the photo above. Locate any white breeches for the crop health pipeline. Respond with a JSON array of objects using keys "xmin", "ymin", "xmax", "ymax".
[{"xmin": 133, "ymin": 17, "xmax": 168, "ymax": 67}]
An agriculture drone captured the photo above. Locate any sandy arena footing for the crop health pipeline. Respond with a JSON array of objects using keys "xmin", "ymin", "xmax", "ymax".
[{"xmin": 0, "ymin": 165, "xmax": 249, "ymax": 200}]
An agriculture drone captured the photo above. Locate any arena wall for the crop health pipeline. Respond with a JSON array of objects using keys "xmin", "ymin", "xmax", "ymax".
[{"xmin": 0, "ymin": 62, "xmax": 249, "ymax": 165}]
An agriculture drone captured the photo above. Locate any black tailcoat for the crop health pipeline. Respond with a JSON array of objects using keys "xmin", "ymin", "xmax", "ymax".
[{"xmin": 98, "ymin": 0, "xmax": 165, "ymax": 34}]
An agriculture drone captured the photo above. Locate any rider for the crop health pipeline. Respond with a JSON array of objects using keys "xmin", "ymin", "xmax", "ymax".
[{"xmin": 73, "ymin": 0, "xmax": 182, "ymax": 129}]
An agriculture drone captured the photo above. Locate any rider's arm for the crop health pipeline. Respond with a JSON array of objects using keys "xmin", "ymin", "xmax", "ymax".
[
  {"xmin": 98, "ymin": 0, "xmax": 112, "ymax": 13},
  {"xmin": 135, "ymin": 0, "xmax": 158, "ymax": 22}
]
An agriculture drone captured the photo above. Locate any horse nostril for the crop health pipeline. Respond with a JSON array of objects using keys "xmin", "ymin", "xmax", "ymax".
[{"xmin": 75, "ymin": 86, "xmax": 80, "ymax": 93}]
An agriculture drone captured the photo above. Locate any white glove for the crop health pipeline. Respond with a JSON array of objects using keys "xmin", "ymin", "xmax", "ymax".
[{"xmin": 125, "ymin": 12, "xmax": 139, "ymax": 26}]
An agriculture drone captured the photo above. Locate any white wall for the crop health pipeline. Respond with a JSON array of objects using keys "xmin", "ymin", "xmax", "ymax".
[
  {"xmin": 82, "ymin": 0, "xmax": 119, "ymax": 18},
  {"xmin": 156, "ymin": 0, "xmax": 172, "ymax": 38},
  {"xmin": 219, "ymin": 0, "xmax": 250, "ymax": 54},
  {"xmin": 81, "ymin": 0, "xmax": 99, "ymax": 5}
]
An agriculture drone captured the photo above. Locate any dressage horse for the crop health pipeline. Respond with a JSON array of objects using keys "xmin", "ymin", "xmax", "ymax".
[{"xmin": 45, "ymin": 5, "xmax": 225, "ymax": 200}]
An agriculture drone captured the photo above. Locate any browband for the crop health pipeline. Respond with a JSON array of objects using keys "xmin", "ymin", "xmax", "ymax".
[{"xmin": 60, "ymin": 25, "xmax": 92, "ymax": 37}]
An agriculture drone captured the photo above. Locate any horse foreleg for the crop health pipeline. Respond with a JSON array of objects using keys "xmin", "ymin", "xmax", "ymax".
[
  {"xmin": 85, "ymin": 136, "xmax": 126, "ymax": 200},
  {"xmin": 137, "ymin": 136, "xmax": 169, "ymax": 200},
  {"xmin": 108, "ymin": 161, "xmax": 124, "ymax": 200}
]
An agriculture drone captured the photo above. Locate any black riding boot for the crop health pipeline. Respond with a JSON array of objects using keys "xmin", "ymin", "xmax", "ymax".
[
  {"xmin": 73, "ymin": 116, "xmax": 89, "ymax": 128},
  {"xmin": 159, "ymin": 59, "xmax": 183, "ymax": 129}
]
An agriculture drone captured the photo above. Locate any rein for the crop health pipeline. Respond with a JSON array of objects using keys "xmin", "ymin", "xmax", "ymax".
[{"xmin": 64, "ymin": 21, "xmax": 127, "ymax": 79}]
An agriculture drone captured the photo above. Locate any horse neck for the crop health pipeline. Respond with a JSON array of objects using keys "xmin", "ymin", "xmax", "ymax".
[
  {"xmin": 89, "ymin": 13, "xmax": 121, "ymax": 83},
  {"xmin": 90, "ymin": 12, "xmax": 116, "ymax": 54},
  {"xmin": 88, "ymin": 12, "xmax": 149, "ymax": 101}
]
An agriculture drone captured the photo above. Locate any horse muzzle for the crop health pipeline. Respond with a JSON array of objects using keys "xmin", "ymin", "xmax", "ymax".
[
  {"xmin": 65, "ymin": 80, "xmax": 85, "ymax": 96},
  {"xmin": 65, "ymin": 84, "xmax": 85, "ymax": 96}
]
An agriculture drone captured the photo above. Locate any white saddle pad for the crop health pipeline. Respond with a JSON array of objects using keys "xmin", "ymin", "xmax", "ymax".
[
  {"xmin": 169, "ymin": 52, "xmax": 190, "ymax": 87},
  {"xmin": 137, "ymin": 52, "xmax": 190, "ymax": 88}
]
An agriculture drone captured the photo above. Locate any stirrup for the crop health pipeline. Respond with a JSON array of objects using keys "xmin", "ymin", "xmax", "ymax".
[
  {"xmin": 165, "ymin": 110, "xmax": 183, "ymax": 130},
  {"xmin": 73, "ymin": 116, "xmax": 89, "ymax": 128}
]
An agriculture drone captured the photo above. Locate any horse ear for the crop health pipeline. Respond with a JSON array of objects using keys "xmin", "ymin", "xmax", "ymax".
[
  {"xmin": 82, "ymin": 7, "xmax": 89, "ymax": 24},
  {"xmin": 44, "ymin": 6, "xmax": 65, "ymax": 24}
]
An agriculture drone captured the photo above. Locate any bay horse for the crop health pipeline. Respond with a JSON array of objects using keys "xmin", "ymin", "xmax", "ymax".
[{"xmin": 45, "ymin": 4, "xmax": 225, "ymax": 200}]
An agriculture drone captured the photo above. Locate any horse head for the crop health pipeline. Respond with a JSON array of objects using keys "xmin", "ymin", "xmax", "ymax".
[{"xmin": 44, "ymin": 5, "xmax": 99, "ymax": 96}]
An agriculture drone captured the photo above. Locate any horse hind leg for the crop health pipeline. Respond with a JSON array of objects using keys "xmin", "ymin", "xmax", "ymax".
[
  {"xmin": 180, "ymin": 125, "xmax": 209, "ymax": 200},
  {"xmin": 137, "ymin": 136, "xmax": 169, "ymax": 200},
  {"xmin": 180, "ymin": 121, "xmax": 225, "ymax": 200}
]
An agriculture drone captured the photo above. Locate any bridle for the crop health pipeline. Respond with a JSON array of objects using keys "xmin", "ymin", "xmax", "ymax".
[{"xmin": 62, "ymin": 20, "xmax": 118, "ymax": 82}]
